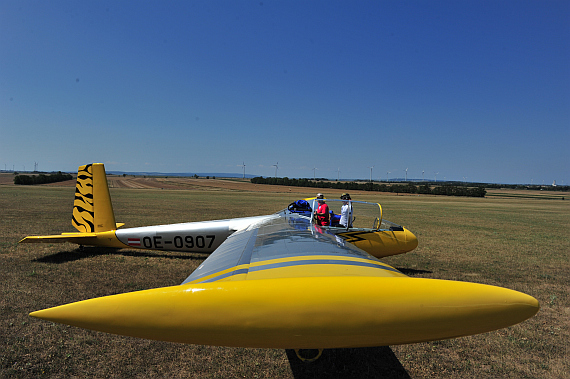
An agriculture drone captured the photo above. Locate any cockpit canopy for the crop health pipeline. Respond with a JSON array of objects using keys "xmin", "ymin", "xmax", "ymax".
[{"xmin": 286, "ymin": 198, "xmax": 404, "ymax": 232}]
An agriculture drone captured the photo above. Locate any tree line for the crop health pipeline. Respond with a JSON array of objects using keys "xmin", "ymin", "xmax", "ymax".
[
  {"xmin": 250, "ymin": 177, "xmax": 487, "ymax": 198},
  {"xmin": 14, "ymin": 172, "xmax": 73, "ymax": 185},
  {"xmin": 486, "ymin": 183, "xmax": 570, "ymax": 192}
]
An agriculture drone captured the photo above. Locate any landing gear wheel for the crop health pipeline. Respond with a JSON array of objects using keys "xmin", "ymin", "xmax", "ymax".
[{"xmin": 294, "ymin": 349, "xmax": 323, "ymax": 363}]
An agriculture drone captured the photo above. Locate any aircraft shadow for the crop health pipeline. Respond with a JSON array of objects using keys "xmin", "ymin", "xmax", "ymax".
[
  {"xmin": 33, "ymin": 247, "xmax": 208, "ymax": 264},
  {"xmin": 395, "ymin": 267, "xmax": 432, "ymax": 276},
  {"xmin": 286, "ymin": 346, "xmax": 411, "ymax": 379}
]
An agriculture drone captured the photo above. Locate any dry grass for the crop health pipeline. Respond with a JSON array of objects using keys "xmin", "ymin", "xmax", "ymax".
[{"xmin": 1, "ymin": 182, "xmax": 568, "ymax": 378}]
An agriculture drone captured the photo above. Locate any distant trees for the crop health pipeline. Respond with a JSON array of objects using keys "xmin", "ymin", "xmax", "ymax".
[
  {"xmin": 14, "ymin": 172, "xmax": 73, "ymax": 185},
  {"xmin": 250, "ymin": 177, "xmax": 487, "ymax": 198},
  {"xmin": 431, "ymin": 184, "xmax": 487, "ymax": 197},
  {"xmin": 485, "ymin": 183, "xmax": 570, "ymax": 192}
]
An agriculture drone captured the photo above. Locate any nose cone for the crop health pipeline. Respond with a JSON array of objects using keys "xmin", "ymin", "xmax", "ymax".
[{"xmin": 404, "ymin": 227, "xmax": 418, "ymax": 252}]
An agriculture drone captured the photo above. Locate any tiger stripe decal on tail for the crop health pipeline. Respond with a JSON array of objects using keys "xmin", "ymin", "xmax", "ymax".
[{"xmin": 72, "ymin": 164, "xmax": 95, "ymax": 233}]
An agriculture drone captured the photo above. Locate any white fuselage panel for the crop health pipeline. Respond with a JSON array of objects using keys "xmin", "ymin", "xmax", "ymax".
[{"xmin": 115, "ymin": 215, "xmax": 273, "ymax": 253}]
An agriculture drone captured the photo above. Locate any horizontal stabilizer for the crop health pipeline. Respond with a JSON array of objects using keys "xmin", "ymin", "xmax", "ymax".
[
  {"xmin": 20, "ymin": 234, "xmax": 97, "ymax": 243},
  {"xmin": 20, "ymin": 230, "xmax": 127, "ymax": 248}
]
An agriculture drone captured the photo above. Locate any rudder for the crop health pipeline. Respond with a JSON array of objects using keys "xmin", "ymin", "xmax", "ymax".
[{"xmin": 72, "ymin": 163, "xmax": 117, "ymax": 233}]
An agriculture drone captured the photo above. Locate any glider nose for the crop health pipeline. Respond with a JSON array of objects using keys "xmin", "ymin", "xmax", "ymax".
[
  {"xmin": 404, "ymin": 228, "xmax": 418, "ymax": 252},
  {"xmin": 512, "ymin": 291, "xmax": 540, "ymax": 321}
]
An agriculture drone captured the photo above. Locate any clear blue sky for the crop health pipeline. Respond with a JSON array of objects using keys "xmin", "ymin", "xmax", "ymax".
[{"xmin": 1, "ymin": 1, "xmax": 568, "ymax": 184}]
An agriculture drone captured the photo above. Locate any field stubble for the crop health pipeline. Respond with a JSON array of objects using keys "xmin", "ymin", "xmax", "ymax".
[{"xmin": 1, "ymin": 182, "xmax": 568, "ymax": 378}]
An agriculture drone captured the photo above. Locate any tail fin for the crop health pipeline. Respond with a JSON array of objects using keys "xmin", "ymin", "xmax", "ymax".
[{"xmin": 72, "ymin": 163, "xmax": 117, "ymax": 233}]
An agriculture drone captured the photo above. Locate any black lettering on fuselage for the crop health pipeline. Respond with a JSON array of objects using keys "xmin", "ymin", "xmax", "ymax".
[
  {"xmin": 140, "ymin": 235, "xmax": 217, "ymax": 250},
  {"xmin": 143, "ymin": 236, "xmax": 152, "ymax": 248},
  {"xmin": 153, "ymin": 236, "xmax": 163, "ymax": 249}
]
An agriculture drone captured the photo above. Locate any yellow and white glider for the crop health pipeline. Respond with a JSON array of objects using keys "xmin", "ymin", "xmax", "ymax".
[
  {"xmin": 25, "ymin": 164, "xmax": 538, "ymax": 351},
  {"xmin": 20, "ymin": 163, "xmax": 418, "ymax": 258}
]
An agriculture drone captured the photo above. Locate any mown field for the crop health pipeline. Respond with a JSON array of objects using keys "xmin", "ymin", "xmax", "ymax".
[{"xmin": 1, "ymin": 181, "xmax": 568, "ymax": 378}]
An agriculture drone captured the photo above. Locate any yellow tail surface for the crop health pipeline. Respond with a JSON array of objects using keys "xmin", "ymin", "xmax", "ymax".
[{"xmin": 72, "ymin": 164, "xmax": 117, "ymax": 233}]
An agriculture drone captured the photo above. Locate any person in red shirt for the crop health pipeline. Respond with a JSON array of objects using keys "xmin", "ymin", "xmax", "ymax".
[{"xmin": 315, "ymin": 193, "xmax": 330, "ymax": 226}]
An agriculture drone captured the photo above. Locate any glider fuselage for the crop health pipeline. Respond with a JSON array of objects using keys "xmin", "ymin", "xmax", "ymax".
[{"xmin": 114, "ymin": 215, "xmax": 273, "ymax": 253}]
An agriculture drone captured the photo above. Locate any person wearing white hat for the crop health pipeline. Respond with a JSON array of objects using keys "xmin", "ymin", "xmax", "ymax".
[{"xmin": 315, "ymin": 193, "xmax": 330, "ymax": 226}]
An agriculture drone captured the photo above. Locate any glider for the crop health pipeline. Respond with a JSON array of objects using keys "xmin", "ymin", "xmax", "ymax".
[
  {"xmin": 20, "ymin": 163, "xmax": 418, "ymax": 259},
  {"xmin": 25, "ymin": 164, "xmax": 539, "ymax": 356}
]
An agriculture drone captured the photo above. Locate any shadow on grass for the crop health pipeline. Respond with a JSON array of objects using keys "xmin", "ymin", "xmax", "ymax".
[
  {"xmin": 286, "ymin": 347, "xmax": 410, "ymax": 379},
  {"xmin": 395, "ymin": 267, "xmax": 432, "ymax": 276},
  {"xmin": 33, "ymin": 247, "xmax": 208, "ymax": 264}
]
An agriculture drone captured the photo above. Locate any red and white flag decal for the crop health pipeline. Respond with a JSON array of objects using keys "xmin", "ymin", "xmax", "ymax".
[{"xmin": 127, "ymin": 238, "xmax": 141, "ymax": 246}]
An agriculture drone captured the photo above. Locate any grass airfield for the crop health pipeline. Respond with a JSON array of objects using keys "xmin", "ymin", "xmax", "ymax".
[{"xmin": 1, "ymin": 177, "xmax": 568, "ymax": 378}]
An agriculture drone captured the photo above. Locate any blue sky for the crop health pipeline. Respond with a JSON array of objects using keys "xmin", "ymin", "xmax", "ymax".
[{"xmin": 1, "ymin": 1, "xmax": 568, "ymax": 184}]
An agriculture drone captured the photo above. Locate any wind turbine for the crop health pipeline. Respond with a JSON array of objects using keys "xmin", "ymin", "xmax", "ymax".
[
  {"xmin": 368, "ymin": 166, "xmax": 374, "ymax": 182},
  {"xmin": 387, "ymin": 171, "xmax": 391, "ymax": 182},
  {"xmin": 434, "ymin": 172, "xmax": 439, "ymax": 182},
  {"xmin": 240, "ymin": 162, "xmax": 246, "ymax": 179},
  {"xmin": 405, "ymin": 168, "xmax": 408, "ymax": 181},
  {"xmin": 313, "ymin": 167, "xmax": 317, "ymax": 180},
  {"xmin": 273, "ymin": 162, "xmax": 278, "ymax": 178},
  {"xmin": 337, "ymin": 168, "xmax": 340, "ymax": 181},
  {"xmin": 422, "ymin": 170, "xmax": 425, "ymax": 182}
]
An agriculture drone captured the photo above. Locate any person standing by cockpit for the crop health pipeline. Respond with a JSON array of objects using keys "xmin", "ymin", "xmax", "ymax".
[
  {"xmin": 315, "ymin": 193, "xmax": 330, "ymax": 226},
  {"xmin": 339, "ymin": 193, "xmax": 352, "ymax": 228}
]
